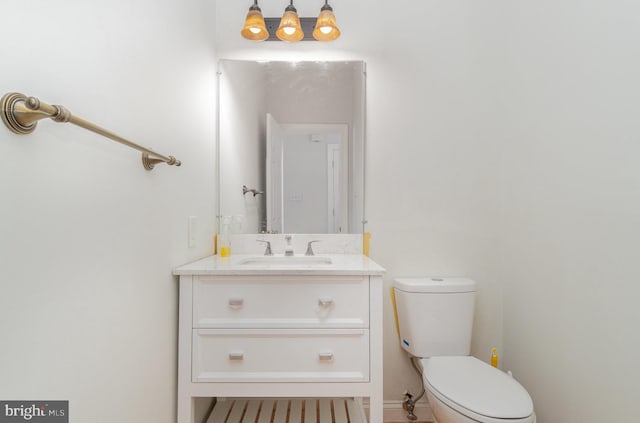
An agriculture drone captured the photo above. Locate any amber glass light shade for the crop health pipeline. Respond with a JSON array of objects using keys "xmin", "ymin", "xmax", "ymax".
[
  {"xmin": 313, "ymin": 5, "xmax": 340, "ymax": 41},
  {"xmin": 276, "ymin": 5, "xmax": 304, "ymax": 42},
  {"xmin": 241, "ymin": 5, "xmax": 268, "ymax": 41}
]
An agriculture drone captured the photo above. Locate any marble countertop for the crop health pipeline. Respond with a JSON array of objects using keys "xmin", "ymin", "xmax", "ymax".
[{"xmin": 173, "ymin": 254, "xmax": 386, "ymax": 276}]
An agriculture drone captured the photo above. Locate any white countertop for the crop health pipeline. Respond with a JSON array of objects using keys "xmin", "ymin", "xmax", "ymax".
[{"xmin": 173, "ymin": 254, "xmax": 386, "ymax": 276}]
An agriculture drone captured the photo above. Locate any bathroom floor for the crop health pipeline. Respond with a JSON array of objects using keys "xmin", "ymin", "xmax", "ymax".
[{"xmin": 387, "ymin": 421, "xmax": 432, "ymax": 423}]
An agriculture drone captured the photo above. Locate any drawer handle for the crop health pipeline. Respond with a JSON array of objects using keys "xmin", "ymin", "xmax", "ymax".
[
  {"xmin": 318, "ymin": 297, "xmax": 335, "ymax": 307},
  {"xmin": 318, "ymin": 352, "xmax": 334, "ymax": 362},
  {"xmin": 228, "ymin": 352, "xmax": 244, "ymax": 361},
  {"xmin": 228, "ymin": 298, "xmax": 244, "ymax": 309}
]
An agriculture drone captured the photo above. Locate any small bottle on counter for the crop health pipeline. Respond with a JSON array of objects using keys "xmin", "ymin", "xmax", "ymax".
[{"xmin": 219, "ymin": 217, "xmax": 231, "ymax": 257}]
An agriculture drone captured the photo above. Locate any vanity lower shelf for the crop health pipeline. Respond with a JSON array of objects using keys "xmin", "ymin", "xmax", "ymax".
[{"xmin": 207, "ymin": 398, "xmax": 366, "ymax": 423}]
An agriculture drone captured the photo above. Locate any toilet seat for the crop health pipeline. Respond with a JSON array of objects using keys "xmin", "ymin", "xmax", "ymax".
[{"xmin": 421, "ymin": 356, "xmax": 534, "ymax": 423}]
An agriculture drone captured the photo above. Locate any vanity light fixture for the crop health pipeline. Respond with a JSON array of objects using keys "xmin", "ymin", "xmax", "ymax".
[
  {"xmin": 242, "ymin": 1, "xmax": 340, "ymax": 42},
  {"xmin": 241, "ymin": 0, "xmax": 269, "ymax": 41},
  {"xmin": 313, "ymin": 0, "xmax": 340, "ymax": 41},
  {"xmin": 276, "ymin": 0, "xmax": 304, "ymax": 42}
]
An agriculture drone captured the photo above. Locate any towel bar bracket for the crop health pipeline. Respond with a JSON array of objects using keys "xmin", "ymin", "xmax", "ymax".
[
  {"xmin": 1, "ymin": 92, "xmax": 39, "ymax": 135},
  {"xmin": 142, "ymin": 152, "xmax": 180, "ymax": 170}
]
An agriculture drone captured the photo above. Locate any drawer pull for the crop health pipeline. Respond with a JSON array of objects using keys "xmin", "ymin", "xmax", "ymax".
[
  {"xmin": 228, "ymin": 298, "xmax": 244, "ymax": 309},
  {"xmin": 318, "ymin": 352, "xmax": 334, "ymax": 362},
  {"xmin": 318, "ymin": 297, "xmax": 335, "ymax": 307},
  {"xmin": 228, "ymin": 352, "xmax": 244, "ymax": 361}
]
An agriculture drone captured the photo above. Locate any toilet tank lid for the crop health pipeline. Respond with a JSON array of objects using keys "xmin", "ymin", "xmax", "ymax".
[{"xmin": 394, "ymin": 277, "xmax": 476, "ymax": 293}]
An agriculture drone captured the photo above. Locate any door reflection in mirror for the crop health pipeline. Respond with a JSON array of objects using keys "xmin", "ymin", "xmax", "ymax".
[{"xmin": 267, "ymin": 118, "xmax": 349, "ymax": 234}]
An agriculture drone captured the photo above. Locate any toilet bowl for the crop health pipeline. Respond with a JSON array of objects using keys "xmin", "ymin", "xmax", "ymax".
[
  {"xmin": 422, "ymin": 356, "xmax": 535, "ymax": 423},
  {"xmin": 393, "ymin": 277, "xmax": 536, "ymax": 423}
]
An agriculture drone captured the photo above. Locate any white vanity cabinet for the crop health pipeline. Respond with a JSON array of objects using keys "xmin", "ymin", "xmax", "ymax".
[{"xmin": 174, "ymin": 255, "xmax": 385, "ymax": 423}]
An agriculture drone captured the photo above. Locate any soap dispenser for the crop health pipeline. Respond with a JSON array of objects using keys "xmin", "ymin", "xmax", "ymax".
[
  {"xmin": 284, "ymin": 235, "xmax": 294, "ymax": 256},
  {"xmin": 219, "ymin": 217, "xmax": 231, "ymax": 257}
]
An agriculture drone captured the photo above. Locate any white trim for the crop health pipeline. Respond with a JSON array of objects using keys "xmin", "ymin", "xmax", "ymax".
[{"xmin": 363, "ymin": 400, "xmax": 433, "ymax": 423}]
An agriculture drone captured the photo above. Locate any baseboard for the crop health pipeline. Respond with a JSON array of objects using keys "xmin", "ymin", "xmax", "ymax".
[{"xmin": 363, "ymin": 400, "xmax": 433, "ymax": 423}]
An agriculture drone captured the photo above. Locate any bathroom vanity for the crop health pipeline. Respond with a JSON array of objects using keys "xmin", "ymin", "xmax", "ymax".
[{"xmin": 174, "ymin": 250, "xmax": 385, "ymax": 423}]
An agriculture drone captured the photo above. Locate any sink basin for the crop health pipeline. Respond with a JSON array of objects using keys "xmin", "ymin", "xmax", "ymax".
[{"xmin": 237, "ymin": 256, "xmax": 333, "ymax": 266}]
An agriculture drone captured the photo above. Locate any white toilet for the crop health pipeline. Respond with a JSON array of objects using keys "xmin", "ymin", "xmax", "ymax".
[{"xmin": 394, "ymin": 277, "xmax": 536, "ymax": 423}]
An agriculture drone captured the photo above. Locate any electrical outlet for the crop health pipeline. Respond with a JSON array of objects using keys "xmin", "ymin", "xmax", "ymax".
[{"xmin": 188, "ymin": 216, "xmax": 197, "ymax": 248}]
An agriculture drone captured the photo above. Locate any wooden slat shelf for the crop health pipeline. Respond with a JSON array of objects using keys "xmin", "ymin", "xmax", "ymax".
[{"xmin": 208, "ymin": 398, "xmax": 367, "ymax": 423}]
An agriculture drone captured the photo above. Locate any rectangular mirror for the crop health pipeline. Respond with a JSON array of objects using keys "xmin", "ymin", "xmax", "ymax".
[{"xmin": 218, "ymin": 60, "xmax": 366, "ymax": 234}]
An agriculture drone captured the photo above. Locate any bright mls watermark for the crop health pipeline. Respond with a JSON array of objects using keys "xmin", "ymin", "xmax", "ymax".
[{"xmin": 0, "ymin": 401, "xmax": 67, "ymax": 423}]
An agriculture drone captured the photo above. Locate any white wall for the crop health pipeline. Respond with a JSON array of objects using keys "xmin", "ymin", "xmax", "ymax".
[
  {"xmin": 0, "ymin": 1, "xmax": 217, "ymax": 422},
  {"xmin": 366, "ymin": 0, "xmax": 506, "ymax": 404},
  {"xmin": 497, "ymin": 1, "xmax": 640, "ymax": 422}
]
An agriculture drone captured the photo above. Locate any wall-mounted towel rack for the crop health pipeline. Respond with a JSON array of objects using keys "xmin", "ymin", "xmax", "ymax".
[
  {"xmin": 1, "ymin": 92, "xmax": 181, "ymax": 170},
  {"xmin": 242, "ymin": 185, "xmax": 264, "ymax": 197}
]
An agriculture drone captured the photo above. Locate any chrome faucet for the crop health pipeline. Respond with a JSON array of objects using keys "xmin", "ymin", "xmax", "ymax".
[
  {"xmin": 256, "ymin": 239, "xmax": 273, "ymax": 256},
  {"xmin": 305, "ymin": 240, "xmax": 320, "ymax": 256},
  {"xmin": 284, "ymin": 235, "xmax": 294, "ymax": 256}
]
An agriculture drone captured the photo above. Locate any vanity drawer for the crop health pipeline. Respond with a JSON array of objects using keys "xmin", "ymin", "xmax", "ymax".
[
  {"xmin": 192, "ymin": 328, "xmax": 369, "ymax": 383},
  {"xmin": 193, "ymin": 276, "xmax": 369, "ymax": 329}
]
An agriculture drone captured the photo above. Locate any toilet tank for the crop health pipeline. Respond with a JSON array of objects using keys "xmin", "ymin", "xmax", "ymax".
[{"xmin": 394, "ymin": 277, "xmax": 476, "ymax": 358}]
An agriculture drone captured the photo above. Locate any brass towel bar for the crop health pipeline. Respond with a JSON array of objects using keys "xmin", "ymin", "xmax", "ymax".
[{"xmin": 1, "ymin": 92, "xmax": 181, "ymax": 170}]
